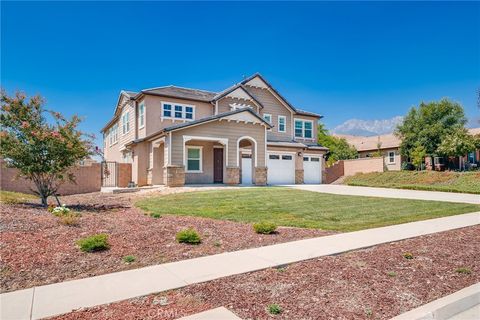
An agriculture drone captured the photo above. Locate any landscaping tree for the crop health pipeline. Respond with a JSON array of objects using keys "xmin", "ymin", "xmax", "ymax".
[
  {"xmin": 410, "ymin": 144, "xmax": 426, "ymax": 170},
  {"xmin": 0, "ymin": 91, "xmax": 94, "ymax": 206},
  {"xmin": 317, "ymin": 123, "xmax": 358, "ymax": 166},
  {"xmin": 395, "ymin": 98, "xmax": 467, "ymax": 160}
]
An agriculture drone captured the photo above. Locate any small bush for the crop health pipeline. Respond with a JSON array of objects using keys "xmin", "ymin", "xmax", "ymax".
[
  {"xmin": 456, "ymin": 267, "xmax": 471, "ymax": 274},
  {"xmin": 151, "ymin": 212, "xmax": 161, "ymax": 219},
  {"xmin": 213, "ymin": 241, "xmax": 222, "ymax": 247},
  {"xmin": 176, "ymin": 228, "xmax": 201, "ymax": 244},
  {"xmin": 403, "ymin": 252, "xmax": 414, "ymax": 260},
  {"xmin": 51, "ymin": 204, "xmax": 71, "ymax": 217},
  {"xmin": 253, "ymin": 221, "xmax": 277, "ymax": 234},
  {"xmin": 268, "ymin": 304, "xmax": 282, "ymax": 315},
  {"xmin": 77, "ymin": 234, "xmax": 110, "ymax": 252},
  {"xmin": 387, "ymin": 271, "xmax": 397, "ymax": 277},
  {"xmin": 59, "ymin": 212, "xmax": 80, "ymax": 226},
  {"xmin": 123, "ymin": 255, "xmax": 136, "ymax": 263}
]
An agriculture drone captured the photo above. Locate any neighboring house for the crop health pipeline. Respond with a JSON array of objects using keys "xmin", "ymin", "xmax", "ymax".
[
  {"xmin": 337, "ymin": 128, "xmax": 480, "ymax": 171},
  {"xmin": 335, "ymin": 133, "xmax": 404, "ymax": 171},
  {"xmin": 101, "ymin": 73, "xmax": 328, "ymax": 187}
]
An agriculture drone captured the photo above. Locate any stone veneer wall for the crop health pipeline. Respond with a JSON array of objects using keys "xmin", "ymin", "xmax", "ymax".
[
  {"xmin": 254, "ymin": 167, "xmax": 267, "ymax": 186},
  {"xmin": 295, "ymin": 169, "xmax": 304, "ymax": 184},
  {"xmin": 225, "ymin": 167, "xmax": 240, "ymax": 185},
  {"xmin": 164, "ymin": 165, "xmax": 185, "ymax": 187}
]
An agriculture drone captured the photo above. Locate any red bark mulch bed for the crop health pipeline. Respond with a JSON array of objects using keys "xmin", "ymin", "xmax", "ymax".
[
  {"xmin": 0, "ymin": 192, "xmax": 331, "ymax": 292},
  {"xmin": 53, "ymin": 225, "xmax": 479, "ymax": 320}
]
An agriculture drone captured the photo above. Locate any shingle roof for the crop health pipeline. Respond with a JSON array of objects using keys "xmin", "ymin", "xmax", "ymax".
[
  {"xmin": 267, "ymin": 140, "xmax": 328, "ymax": 150},
  {"xmin": 296, "ymin": 109, "xmax": 322, "ymax": 118},
  {"xmin": 141, "ymin": 86, "xmax": 217, "ymax": 102}
]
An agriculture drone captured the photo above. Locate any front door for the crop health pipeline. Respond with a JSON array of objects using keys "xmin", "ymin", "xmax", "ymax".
[{"xmin": 213, "ymin": 148, "xmax": 223, "ymax": 183}]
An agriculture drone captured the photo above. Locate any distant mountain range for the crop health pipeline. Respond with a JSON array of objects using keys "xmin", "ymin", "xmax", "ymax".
[{"xmin": 332, "ymin": 116, "xmax": 404, "ymax": 136}]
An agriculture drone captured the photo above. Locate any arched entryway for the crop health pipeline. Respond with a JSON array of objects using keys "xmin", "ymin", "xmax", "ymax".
[{"xmin": 237, "ymin": 136, "xmax": 257, "ymax": 185}]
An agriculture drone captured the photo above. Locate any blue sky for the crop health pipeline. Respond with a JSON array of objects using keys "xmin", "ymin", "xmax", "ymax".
[{"xmin": 2, "ymin": 2, "xmax": 479, "ymax": 146}]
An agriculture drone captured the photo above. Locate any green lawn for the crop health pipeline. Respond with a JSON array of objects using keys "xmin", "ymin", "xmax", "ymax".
[
  {"xmin": 343, "ymin": 171, "xmax": 480, "ymax": 194},
  {"xmin": 135, "ymin": 188, "xmax": 480, "ymax": 232},
  {"xmin": 0, "ymin": 190, "xmax": 37, "ymax": 204}
]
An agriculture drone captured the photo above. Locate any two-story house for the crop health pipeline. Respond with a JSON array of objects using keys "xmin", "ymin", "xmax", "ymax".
[{"xmin": 101, "ymin": 73, "xmax": 328, "ymax": 187}]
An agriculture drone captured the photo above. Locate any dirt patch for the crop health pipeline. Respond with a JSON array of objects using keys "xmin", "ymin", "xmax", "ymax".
[
  {"xmin": 52, "ymin": 225, "xmax": 479, "ymax": 320},
  {"xmin": 0, "ymin": 191, "xmax": 330, "ymax": 292}
]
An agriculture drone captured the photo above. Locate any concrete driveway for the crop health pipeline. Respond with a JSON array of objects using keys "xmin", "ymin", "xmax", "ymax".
[{"xmin": 286, "ymin": 184, "xmax": 480, "ymax": 204}]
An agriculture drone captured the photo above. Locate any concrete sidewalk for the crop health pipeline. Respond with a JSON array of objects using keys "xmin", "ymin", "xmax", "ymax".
[
  {"xmin": 1, "ymin": 212, "xmax": 479, "ymax": 320},
  {"xmin": 287, "ymin": 184, "xmax": 480, "ymax": 204}
]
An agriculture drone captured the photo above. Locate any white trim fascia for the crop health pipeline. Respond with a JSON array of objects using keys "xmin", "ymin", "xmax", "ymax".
[
  {"xmin": 185, "ymin": 145, "xmax": 203, "ymax": 173},
  {"xmin": 267, "ymin": 150, "xmax": 297, "ymax": 155},
  {"xmin": 236, "ymin": 136, "xmax": 258, "ymax": 167},
  {"xmin": 168, "ymin": 132, "xmax": 172, "ymax": 165}
]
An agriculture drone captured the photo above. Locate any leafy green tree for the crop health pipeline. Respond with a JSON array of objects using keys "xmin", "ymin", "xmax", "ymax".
[
  {"xmin": 411, "ymin": 144, "xmax": 426, "ymax": 170},
  {"xmin": 395, "ymin": 98, "xmax": 467, "ymax": 158},
  {"xmin": 317, "ymin": 123, "xmax": 358, "ymax": 166},
  {"xmin": 437, "ymin": 128, "xmax": 479, "ymax": 169},
  {"xmin": 0, "ymin": 91, "xmax": 94, "ymax": 206}
]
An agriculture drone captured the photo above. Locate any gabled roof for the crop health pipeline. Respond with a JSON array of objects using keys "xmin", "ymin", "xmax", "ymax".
[
  {"xmin": 163, "ymin": 108, "xmax": 271, "ymax": 132},
  {"xmin": 241, "ymin": 73, "xmax": 322, "ymax": 119},
  {"xmin": 211, "ymin": 83, "xmax": 264, "ymax": 109},
  {"xmin": 129, "ymin": 108, "xmax": 273, "ymax": 144},
  {"xmin": 140, "ymin": 85, "xmax": 216, "ymax": 102}
]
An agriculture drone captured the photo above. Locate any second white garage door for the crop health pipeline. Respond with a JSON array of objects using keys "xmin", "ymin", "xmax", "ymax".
[
  {"xmin": 303, "ymin": 155, "xmax": 322, "ymax": 184},
  {"xmin": 267, "ymin": 153, "xmax": 295, "ymax": 184}
]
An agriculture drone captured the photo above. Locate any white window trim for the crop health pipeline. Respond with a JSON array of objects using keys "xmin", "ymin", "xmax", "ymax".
[
  {"xmin": 278, "ymin": 115, "xmax": 286, "ymax": 133},
  {"xmin": 185, "ymin": 146, "xmax": 203, "ymax": 173},
  {"xmin": 161, "ymin": 101, "xmax": 196, "ymax": 121},
  {"xmin": 294, "ymin": 118, "xmax": 314, "ymax": 139},
  {"xmin": 122, "ymin": 112, "xmax": 130, "ymax": 135},
  {"xmin": 388, "ymin": 151, "xmax": 396, "ymax": 164},
  {"xmin": 139, "ymin": 103, "xmax": 145, "ymax": 129}
]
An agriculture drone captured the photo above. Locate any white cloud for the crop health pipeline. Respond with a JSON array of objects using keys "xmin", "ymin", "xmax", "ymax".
[{"xmin": 332, "ymin": 116, "xmax": 404, "ymax": 136}]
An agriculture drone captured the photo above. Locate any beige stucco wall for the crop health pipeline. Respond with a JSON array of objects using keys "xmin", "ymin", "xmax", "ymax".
[
  {"xmin": 142, "ymin": 95, "xmax": 214, "ymax": 138},
  {"xmin": 358, "ymin": 148, "xmax": 402, "ymax": 171},
  {"xmin": 131, "ymin": 142, "xmax": 149, "ymax": 186},
  {"xmin": 343, "ymin": 157, "xmax": 384, "ymax": 176},
  {"xmin": 170, "ymin": 120, "xmax": 266, "ymax": 169}
]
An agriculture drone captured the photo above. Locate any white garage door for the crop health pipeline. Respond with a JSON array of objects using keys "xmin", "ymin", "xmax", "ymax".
[
  {"xmin": 303, "ymin": 155, "xmax": 322, "ymax": 184},
  {"xmin": 267, "ymin": 153, "xmax": 295, "ymax": 184}
]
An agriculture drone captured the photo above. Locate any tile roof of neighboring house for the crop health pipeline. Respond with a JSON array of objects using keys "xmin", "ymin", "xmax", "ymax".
[
  {"xmin": 335, "ymin": 133, "xmax": 401, "ymax": 152},
  {"xmin": 140, "ymin": 85, "xmax": 217, "ymax": 102},
  {"xmin": 468, "ymin": 127, "xmax": 480, "ymax": 135}
]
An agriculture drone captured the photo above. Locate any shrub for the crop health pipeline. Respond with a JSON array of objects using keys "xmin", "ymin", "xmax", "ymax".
[
  {"xmin": 176, "ymin": 228, "xmax": 201, "ymax": 244},
  {"xmin": 387, "ymin": 271, "xmax": 397, "ymax": 277},
  {"xmin": 151, "ymin": 212, "xmax": 161, "ymax": 219},
  {"xmin": 253, "ymin": 221, "xmax": 277, "ymax": 234},
  {"xmin": 123, "ymin": 255, "xmax": 136, "ymax": 263},
  {"xmin": 456, "ymin": 267, "xmax": 471, "ymax": 274},
  {"xmin": 403, "ymin": 252, "xmax": 414, "ymax": 259},
  {"xmin": 401, "ymin": 162, "xmax": 415, "ymax": 171},
  {"xmin": 59, "ymin": 212, "xmax": 80, "ymax": 226},
  {"xmin": 51, "ymin": 204, "xmax": 71, "ymax": 217},
  {"xmin": 268, "ymin": 304, "xmax": 282, "ymax": 315},
  {"xmin": 213, "ymin": 241, "xmax": 222, "ymax": 247},
  {"xmin": 77, "ymin": 234, "xmax": 110, "ymax": 252}
]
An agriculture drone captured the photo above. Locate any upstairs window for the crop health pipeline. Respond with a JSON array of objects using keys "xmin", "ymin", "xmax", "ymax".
[
  {"xmin": 294, "ymin": 119, "xmax": 313, "ymax": 139},
  {"xmin": 163, "ymin": 103, "xmax": 172, "ymax": 117},
  {"xmin": 278, "ymin": 116, "xmax": 286, "ymax": 133},
  {"xmin": 263, "ymin": 114, "xmax": 272, "ymax": 124},
  {"xmin": 122, "ymin": 112, "xmax": 130, "ymax": 134},
  {"xmin": 162, "ymin": 102, "xmax": 195, "ymax": 120},
  {"xmin": 139, "ymin": 103, "xmax": 145, "ymax": 128}
]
